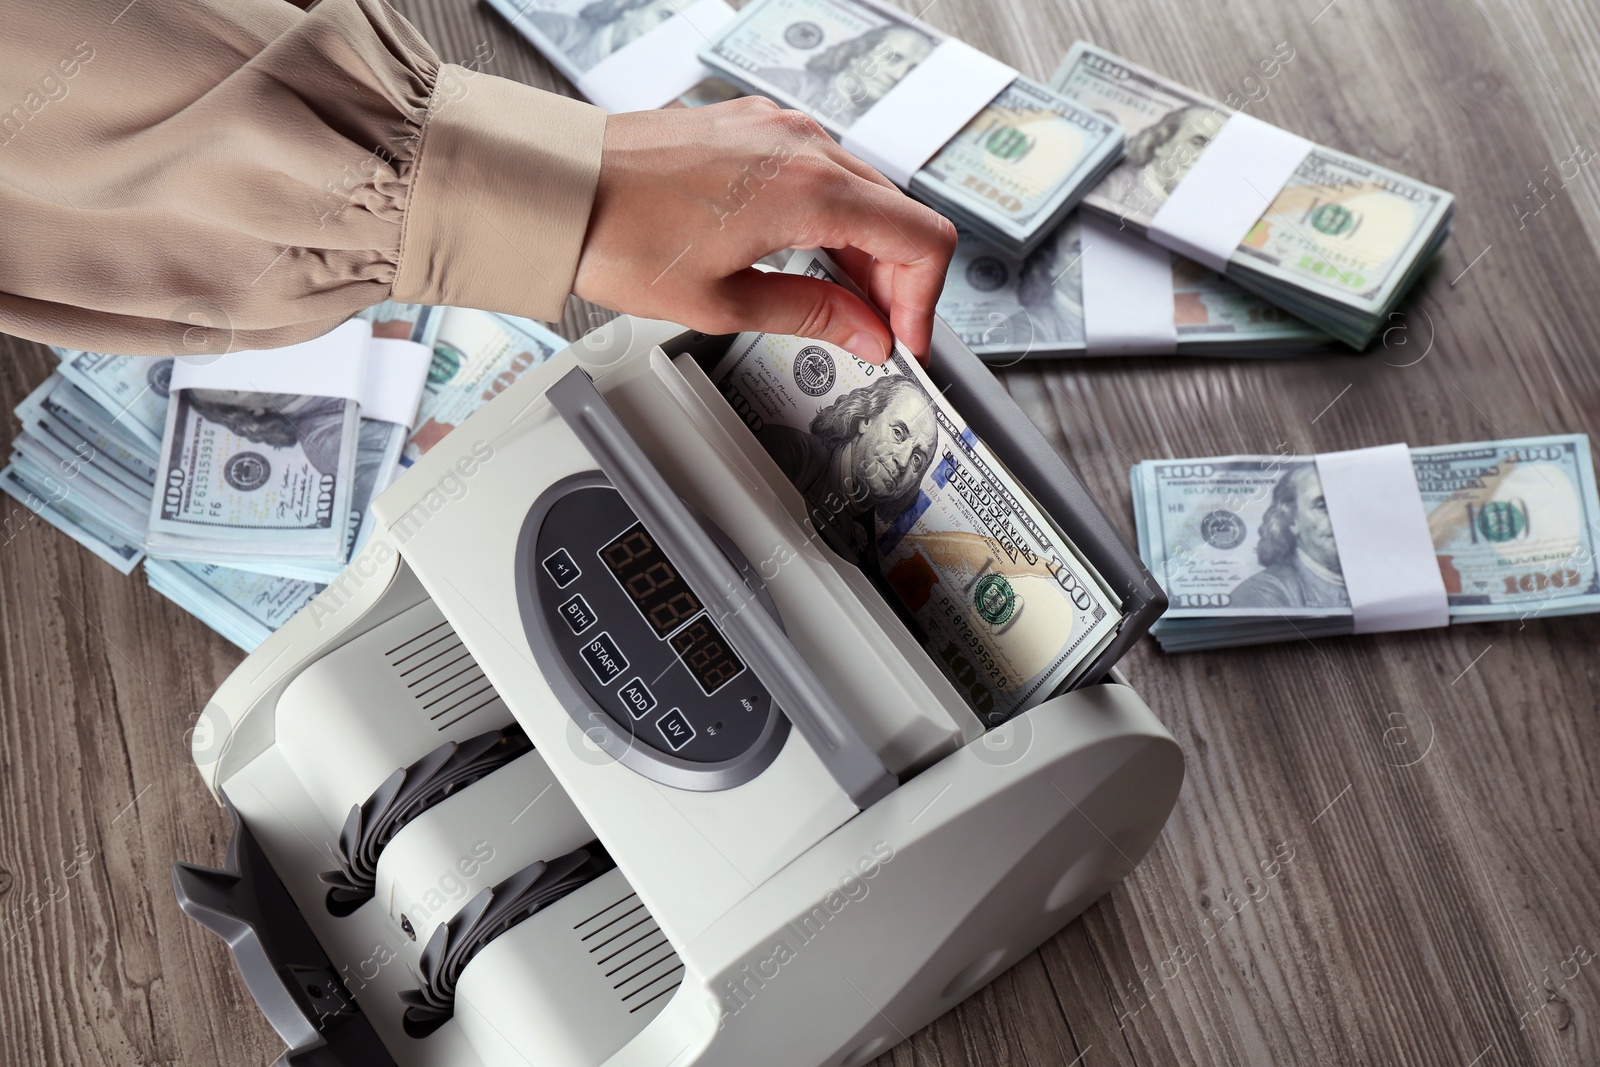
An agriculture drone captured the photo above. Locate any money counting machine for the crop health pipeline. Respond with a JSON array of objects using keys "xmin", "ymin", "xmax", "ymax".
[{"xmin": 173, "ymin": 312, "xmax": 1183, "ymax": 1067}]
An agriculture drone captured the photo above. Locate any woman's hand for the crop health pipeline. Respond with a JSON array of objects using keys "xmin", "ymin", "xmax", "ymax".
[{"xmin": 572, "ymin": 98, "xmax": 958, "ymax": 364}]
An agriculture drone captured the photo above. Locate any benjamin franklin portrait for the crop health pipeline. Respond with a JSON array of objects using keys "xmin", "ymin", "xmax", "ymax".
[
  {"xmin": 1230, "ymin": 465, "xmax": 1350, "ymax": 609},
  {"xmin": 1104, "ymin": 104, "xmax": 1227, "ymax": 210},
  {"xmin": 759, "ymin": 374, "xmax": 938, "ymax": 560},
  {"xmin": 756, "ymin": 24, "xmax": 936, "ymax": 127},
  {"xmin": 185, "ymin": 390, "xmax": 349, "ymax": 478},
  {"xmin": 521, "ymin": 0, "xmax": 679, "ymax": 72},
  {"xmin": 1014, "ymin": 216, "xmax": 1086, "ymax": 349}
]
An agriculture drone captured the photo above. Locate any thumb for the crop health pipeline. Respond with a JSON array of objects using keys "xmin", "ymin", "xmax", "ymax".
[{"xmin": 710, "ymin": 269, "xmax": 893, "ymax": 365}]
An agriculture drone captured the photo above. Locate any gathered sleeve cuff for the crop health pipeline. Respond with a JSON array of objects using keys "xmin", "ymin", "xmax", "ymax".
[{"xmin": 0, "ymin": 0, "xmax": 605, "ymax": 356}]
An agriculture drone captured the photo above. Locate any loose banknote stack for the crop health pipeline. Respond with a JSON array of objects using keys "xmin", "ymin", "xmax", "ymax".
[
  {"xmin": 714, "ymin": 250, "xmax": 1127, "ymax": 721},
  {"xmin": 699, "ymin": 0, "xmax": 1124, "ymax": 255},
  {"xmin": 4, "ymin": 372, "xmax": 154, "ymax": 574},
  {"xmin": 938, "ymin": 218, "xmax": 1328, "ymax": 359},
  {"xmin": 1051, "ymin": 43, "xmax": 1454, "ymax": 348},
  {"xmin": 1130, "ymin": 436, "xmax": 1600, "ymax": 651},
  {"xmin": 0, "ymin": 303, "xmax": 567, "ymax": 652}
]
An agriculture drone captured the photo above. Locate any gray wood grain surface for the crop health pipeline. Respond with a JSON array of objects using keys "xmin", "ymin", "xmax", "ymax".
[{"xmin": 2, "ymin": 0, "xmax": 1598, "ymax": 1064}]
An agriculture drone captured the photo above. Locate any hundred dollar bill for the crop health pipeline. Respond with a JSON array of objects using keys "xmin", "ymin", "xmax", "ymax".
[
  {"xmin": 1051, "ymin": 42, "xmax": 1453, "ymax": 348},
  {"xmin": 145, "ymin": 387, "xmax": 359, "ymax": 569},
  {"xmin": 0, "ymin": 458, "xmax": 145, "ymax": 574},
  {"xmin": 1130, "ymin": 435, "xmax": 1600, "ymax": 650},
  {"xmin": 224, "ymin": 415, "xmax": 409, "ymax": 584},
  {"xmin": 939, "ymin": 216, "xmax": 1328, "ymax": 359},
  {"xmin": 700, "ymin": 0, "xmax": 1124, "ymax": 255},
  {"xmin": 345, "ymin": 417, "xmax": 407, "ymax": 556},
  {"xmin": 53, "ymin": 348, "xmax": 173, "ymax": 451},
  {"xmin": 485, "ymin": 0, "xmax": 750, "ymax": 109},
  {"xmin": 714, "ymin": 250, "xmax": 1123, "ymax": 719},
  {"xmin": 13, "ymin": 376, "xmax": 157, "ymax": 516},
  {"xmin": 144, "ymin": 559, "xmax": 321, "ymax": 652},
  {"xmin": 402, "ymin": 308, "xmax": 565, "ymax": 467},
  {"xmin": 485, "ymin": 0, "xmax": 686, "ymax": 85}
]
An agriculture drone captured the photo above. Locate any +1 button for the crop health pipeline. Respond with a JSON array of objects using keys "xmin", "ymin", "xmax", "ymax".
[{"xmin": 542, "ymin": 548, "xmax": 581, "ymax": 588}]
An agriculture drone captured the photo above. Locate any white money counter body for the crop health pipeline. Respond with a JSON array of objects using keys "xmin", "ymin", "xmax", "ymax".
[{"xmin": 175, "ymin": 316, "xmax": 1182, "ymax": 1067}]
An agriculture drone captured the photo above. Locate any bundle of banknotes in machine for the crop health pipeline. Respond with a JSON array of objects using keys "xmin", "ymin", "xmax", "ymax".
[
  {"xmin": 1130, "ymin": 436, "xmax": 1600, "ymax": 651},
  {"xmin": 0, "ymin": 303, "xmax": 568, "ymax": 652},
  {"xmin": 1050, "ymin": 42, "xmax": 1454, "ymax": 349},
  {"xmin": 698, "ymin": 0, "xmax": 1125, "ymax": 255},
  {"xmin": 938, "ymin": 217, "xmax": 1329, "ymax": 359},
  {"xmin": 714, "ymin": 249, "xmax": 1129, "ymax": 720}
]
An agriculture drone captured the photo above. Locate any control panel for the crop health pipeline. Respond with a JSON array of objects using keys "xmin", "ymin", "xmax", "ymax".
[{"xmin": 517, "ymin": 472, "xmax": 790, "ymax": 790}]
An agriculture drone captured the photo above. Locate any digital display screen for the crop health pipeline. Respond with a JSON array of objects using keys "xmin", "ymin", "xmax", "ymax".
[
  {"xmin": 669, "ymin": 616, "xmax": 745, "ymax": 696},
  {"xmin": 598, "ymin": 522, "xmax": 704, "ymax": 638}
]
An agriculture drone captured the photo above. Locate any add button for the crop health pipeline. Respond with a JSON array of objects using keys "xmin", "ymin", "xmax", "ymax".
[{"xmin": 617, "ymin": 677, "xmax": 657, "ymax": 720}]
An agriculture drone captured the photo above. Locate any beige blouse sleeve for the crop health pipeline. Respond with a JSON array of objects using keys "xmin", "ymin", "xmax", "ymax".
[{"xmin": 0, "ymin": 0, "xmax": 605, "ymax": 356}]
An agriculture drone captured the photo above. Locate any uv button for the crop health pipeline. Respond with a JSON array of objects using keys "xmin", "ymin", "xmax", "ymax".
[{"xmin": 656, "ymin": 708, "xmax": 696, "ymax": 752}]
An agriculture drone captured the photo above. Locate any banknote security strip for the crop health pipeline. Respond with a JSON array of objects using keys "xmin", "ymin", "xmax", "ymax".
[
  {"xmin": 1315, "ymin": 444, "xmax": 1450, "ymax": 634},
  {"xmin": 838, "ymin": 39, "xmax": 1017, "ymax": 188},
  {"xmin": 1079, "ymin": 214, "xmax": 1179, "ymax": 356},
  {"xmin": 573, "ymin": 0, "xmax": 735, "ymax": 112},
  {"xmin": 1146, "ymin": 113, "xmax": 1314, "ymax": 273}
]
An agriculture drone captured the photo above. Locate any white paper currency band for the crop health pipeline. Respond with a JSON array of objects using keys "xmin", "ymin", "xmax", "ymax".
[
  {"xmin": 169, "ymin": 319, "xmax": 371, "ymax": 400},
  {"xmin": 575, "ymin": 0, "xmax": 735, "ymax": 113},
  {"xmin": 1080, "ymin": 214, "xmax": 1177, "ymax": 355},
  {"xmin": 839, "ymin": 40, "xmax": 1016, "ymax": 188},
  {"xmin": 361, "ymin": 339, "xmax": 433, "ymax": 428},
  {"xmin": 1315, "ymin": 443, "xmax": 1449, "ymax": 634},
  {"xmin": 1147, "ymin": 113, "xmax": 1313, "ymax": 274}
]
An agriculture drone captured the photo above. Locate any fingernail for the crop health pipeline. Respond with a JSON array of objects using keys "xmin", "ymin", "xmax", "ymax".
[{"xmin": 844, "ymin": 331, "xmax": 886, "ymax": 364}]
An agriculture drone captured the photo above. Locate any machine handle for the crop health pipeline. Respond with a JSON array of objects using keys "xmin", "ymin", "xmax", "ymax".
[{"xmin": 547, "ymin": 367, "xmax": 896, "ymax": 808}]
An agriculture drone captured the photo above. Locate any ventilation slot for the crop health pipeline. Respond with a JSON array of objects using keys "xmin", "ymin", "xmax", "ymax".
[
  {"xmin": 576, "ymin": 891, "xmax": 684, "ymax": 1013},
  {"xmin": 385, "ymin": 619, "xmax": 508, "ymax": 732}
]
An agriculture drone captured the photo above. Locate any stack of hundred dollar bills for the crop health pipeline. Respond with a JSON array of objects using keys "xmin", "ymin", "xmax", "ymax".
[
  {"xmin": 1051, "ymin": 43, "xmax": 1454, "ymax": 349},
  {"xmin": 938, "ymin": 218, "xmax": 1328, "ymax": 359},
  {"xmin": 1130, "ymin": 437, "xmax": 1600, "ymax": 651},
  {"xmin": 715, "ymin": 249, "xmax": 1127, "ymax": 722},
  {"xmin": 699, "ymin": 0, "xmax": 1124, "ymax": 256},
  {"xmin": 0, "ymin": 303, "xmax": 566, "ymax": 652},
  {"xmin": 484, "ymin": 0, "xmax": 749, "ymax": 109}
]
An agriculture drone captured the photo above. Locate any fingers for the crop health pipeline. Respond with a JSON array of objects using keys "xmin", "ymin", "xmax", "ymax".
[
  {"xmin": 712, "ymin": 105, "xmax": 953, "ymax": 357},
  {"xmin": 707, "ymin": 268, "xmax": 894, "ymax": 364},
  {"xmin": 797, "ymin": 176, "xmax": 957, "ymax": 359},
  {"xmin": 826, "ymin": 246, "xmax": 878, "ymax": 300},
  {"xmin": 827, "ymin": 246, "xmax": 911, "ymax": 360}
]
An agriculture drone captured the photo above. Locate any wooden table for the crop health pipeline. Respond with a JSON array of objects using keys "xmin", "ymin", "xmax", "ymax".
[{"xmin": 3, "ymin": 0, "xmax": 1598, "ymax": 1063}]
